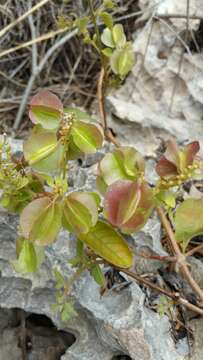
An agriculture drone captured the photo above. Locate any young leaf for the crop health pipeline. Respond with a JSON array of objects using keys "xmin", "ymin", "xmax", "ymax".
[
  {"xmin": 29, "ymin": 200, "xmax": 63, "ymax": 245},
  {"xmin": 104, "ymin": 180, "xmax": 154, "ymax": 233},
  {"xmin": 90, "ymin": 265, "xmax": 106, "ymax": 287},
  {"xmin": 71, "ymin": 121, "xmax": 103, "ymax": 154},
  {"xmin": 75, "ymin": 16, "xmax": 89, "ymax": 34},
  {"xmin": 156, "ymin": 140, "xmax": 200, "ymax": 178},
  {"xmin": 24, "ymin": 127, "xmax": 64, "ymax": 172},
  {"xmin": 79, "ymin": 220, "xmax": 133, "ymax": 268},
  {"xmin": 20, "ymin": 197, "xmax": 62, "ymax": 245},
  {"xmin": 112, "ymin": 24, "xmax": 126, "ymax": 47},
  {"xmin": 101, "ymin": 27, "xmax": 115, "ymax": 48},
  {"xmin": 102, "ymin": 47, "xmax": 113, "ymax": 57},
  {"xmin": 97, "ymin": 146, "xmax": 144, "ymax": 193},
  {"xmin": 100, "ymin": 12, "xmax": 113, "ymax": 29},
  {"xmin": 63, "ymin": 191, "xmax": 98, "ymax": 235},
  {"xmin": 13, "ymin": 239, "xmax": 37, "ymax": 273},
  {"xmin": 29, "ymin": 90, "xmax": 63, "ymax": 129},
  {"xmin": 110, "ymin": 47, "xmax": 134, "ymax": 76},
  {"xmin": 175, "ymin": 198, "xmax": 203, "ymax": 251}
]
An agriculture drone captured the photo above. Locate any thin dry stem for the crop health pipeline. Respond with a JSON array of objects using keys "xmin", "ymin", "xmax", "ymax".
[
  {"xmin": 118, "ymin": 267, "xmax": 203, "ymax": 316},
  {"xmin": 156, "ymin": 206, "xmax": 203, "ymax": 302},
  {"xmin": 0, "ymin": 0, "xmax": 50, "ymax": 39}
]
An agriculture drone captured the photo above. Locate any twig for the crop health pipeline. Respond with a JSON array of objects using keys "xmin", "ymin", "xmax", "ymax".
[
  {"xmin": 97, "ymin": 67, "xmax": 120, "ymax": 146},
  {"xmin": 118, "ymin": 267, "xmax": 203, "ymax": 316},
  {"xmin": 0, "ymin": 0, "xmax": 50, "ymax": 39},
  {"xmin": 156, "ymin": 206, "xmax": 203, "ymax": 301},
  {"xmin": 97, "ymin": 67, "xmax": 107, "ymax": 131},
  {"xmin": 138, "ymin": 251, "xmax": 176, "ymax": 262},
  {"xmin": 156, "ymin": 13, "xmax": 203, "ymax": 21},
  {"xmin": 186, "ymin": 244, "xmax": 203, "ymax": 257},
  {"xmin": 28, "ymin": 0, "xmax": 38, "ymax": 74}
]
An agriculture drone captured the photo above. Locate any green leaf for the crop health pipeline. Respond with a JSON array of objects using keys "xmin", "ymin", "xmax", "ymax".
[
  {"xmin": 97, "ymin": 146, "xmax": 144, "ymax": 193},
  {"xmin": 13, "ymin": 239, "xmax": 37, "ymax": 273},
  {"xmin": 100, "ymin": 12, "xmax": 113, "ymax": 29},
  {"xmin": 102, "ymin": 47, "xmax": 113, "ymax": 57},
  {"xmin": 101, "ymin": 27, "xmax": 115, "ymax": 48},
  {"xmin": 66, "ymin": 135, "xmax": 83, "ymax": 160},
  {"xmin": 20, "ymin": 197, "xmax": 62, "ymax": 245},
  {"xmin": 156, "ymin": 190, "xmax": 176, "ymax": 208},
  {"xmin": 30, "ymin": 200, "xmax": 63, "ymax": 245},
  {"xmin": 103, "ymin": 0, "xmax": 115, "ymax": 9},
  {"xmin": 71, "ymin": 121, "xmax": 103, "ymax": 154},
  {"xmin": 64, "ymin": 108, "xmax": 92, "ymax": 121},
  {"xmin": 112, "ymin": 24, "xmax": 126, "ymax": 47},
  {"xmin": 30, "ymin": 105, "xmax": 62, "ymax": 130},
  {"xmin": 75, "ymin": 16, "xmax": 89, "ymax": 34},
  {"xmin": 110, "ymin": 46, "xmax": 134, "ymax": 76},
  {"xmin": 90, "ymin": 265, "xmax": 106, "ymax": 287},
  {"xmin": 175, "ymin": 198, "xmax": 203, "ymax": 251},
  {"xmin": 63, "ymin": 192, "xmax": 98, "ymax": 235},
  {"xmin": 79, "ymin": 220, "xmax": 133, "ymax": 268},
  {"xmin": 24, "ymin": 127, "xmax": 64, "ymax": 172}
]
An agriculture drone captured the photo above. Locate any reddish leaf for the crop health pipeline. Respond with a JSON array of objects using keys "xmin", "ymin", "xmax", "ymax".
[
  {"xmin": 29, "ymin": 91, "xmax": 63, "ymax": 128},
  {"xmin": 165, "ymin": 140, "xmax": 179, "ymax": 166},
  {"xmin": 104, "ymin": 180, "xmax": 154, "ymax": 233},
  {"xmin": 184, "ymin": 141, "xmax": 200, "ymax": 167},
  {"xmin": 155, "ymin": 156, "xmax": 178, "ymax": 177}
]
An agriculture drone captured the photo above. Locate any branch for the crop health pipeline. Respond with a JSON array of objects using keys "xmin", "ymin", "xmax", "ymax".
[{"xmin": 156, "ymin": 206, "xmax": 203, "ymax": 301}]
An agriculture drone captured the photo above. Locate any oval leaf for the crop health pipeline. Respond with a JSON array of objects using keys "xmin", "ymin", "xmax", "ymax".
[
  {"xmin": 104, "ymin": 180, "xmax": 154, "ymax": 233},
  {"xmin": 13, "ymin": 240, "xmax": 37, "ymax": 273},
  {"xmin": 175, "ymin": 198, "xmax": 203, "ymax": 251},
  {"xmin": 29, "ymin": 90, "xmax": 63, "ymax": 129},
  {"xmin": 71, "ymin": 121, "xmax": 103, "ymax": 154},
  {"xmin": 101, "ymin": 27, "xmax": 115, "ymax": 48},
  {"xmin": 79, "ymin": 220, "xmax": 133, "ymax": 268},
  {"xmin": 20, "ymin": 197, "xmax": 62, "ymax": 245},
  {"xmin": 97, "ymin": 146, "xmax": 144, "ymax": 193},
  {"xmin": 112, "ymin": 24, "xmax": 126, "ymax": 47},
  {"xmin": 63, "ymin": 192, "xmax": 98, "ymax": 235},
  {"xmin": 24, "ymin": 127, "xmax": 64, "ymax": 172}
]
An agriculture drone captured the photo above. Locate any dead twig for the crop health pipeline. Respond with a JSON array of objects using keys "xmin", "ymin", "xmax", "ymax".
[
  {"xmin": 0, "ymin": 0, "xmax": 50, "ymax": 39},
  {"xmin": 118, "ymin": 267, "xmax": 203, "ymax": 316},
  {"xmin": 156, "ymin": 206, "xmax": 203, "ymax": 302}
]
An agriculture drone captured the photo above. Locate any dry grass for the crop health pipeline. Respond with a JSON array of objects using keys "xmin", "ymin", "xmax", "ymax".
[{"xmin": 0, "ymin": 0, "xmax": 139, "ymax": 136}]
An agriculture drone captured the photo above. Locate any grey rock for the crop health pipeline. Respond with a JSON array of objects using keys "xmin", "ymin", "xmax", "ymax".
[
  {"xmin": 106, "ymin": 1, "xmax": 203, "ymax": 157},
  {"xmin": 189, "ymin": 317, "xmax": 203, "ymax": 360}
]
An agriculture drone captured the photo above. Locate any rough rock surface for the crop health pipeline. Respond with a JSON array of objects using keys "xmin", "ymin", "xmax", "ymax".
[{"xmin": 107, "ymin": 0, "xmax": 203, "ymax": 157}]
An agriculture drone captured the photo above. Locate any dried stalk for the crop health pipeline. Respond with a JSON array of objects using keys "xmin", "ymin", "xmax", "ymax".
[
  {"xmin": 0, "ymin": 0, "xmax": 50, "ymax": 39},
  {"xmin": 156, "ymin": 206, "xmax": 203, "ymax": 302},
  {"xmin": 120, "ymin": 267, "xmax": 203, "ymax": 316}
]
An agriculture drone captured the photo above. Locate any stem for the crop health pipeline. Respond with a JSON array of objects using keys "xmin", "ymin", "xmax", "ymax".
[
  {"xmin": 117, "ymin": 267, "xmax": 203, "ymax": 316},
  {"xmin": 156, "ymin": 206, "xmax": 203, "ymax": 301},
  {"xmin": 87, "ymin": 0, "xmax": 103, "ymax": 52},
  {"xmin": 186, "ymin": 243, "xmax": 203, "ymax": 257}
]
